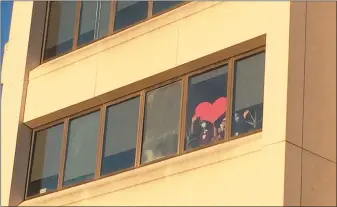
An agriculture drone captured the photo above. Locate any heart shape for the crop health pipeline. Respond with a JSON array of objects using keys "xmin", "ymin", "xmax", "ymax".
[{"xmin": 195, "ymin": 97, "xmax": 227, "ymax": 123}]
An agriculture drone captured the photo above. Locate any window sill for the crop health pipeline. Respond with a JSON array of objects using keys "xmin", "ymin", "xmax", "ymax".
[
  {"xmin": 29, "ymin": 1, "xmax": 222, "ymax": 81},
  {"xmin": 20, "ymin": 132, "xmax": 262, "ymax": 206}
]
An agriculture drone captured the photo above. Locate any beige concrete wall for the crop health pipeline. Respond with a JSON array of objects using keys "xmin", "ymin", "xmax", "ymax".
[
  {"xmin": 300, "ymin": 2, "xmax": 336, "ymax": 206},
  {"xmin": 302, "ymin": 2, "xmax": 336, "ymax": 163},
  {"xmin": 2, "ymin": 1, "xmax": 294, "ymax": 206},
  {"xmin": 0, "ymin": 2, "xmax": 34, "ymax": 206},
  {"xmin": 19, "ymin": 1, "xmax": 291, "ymax": 206},
  {"xmin": 285, "ymin": 2, "xmax": 336, "ymax": 206},
  {"xmin": 301, "ymin": 150, "xmax": 336, "ymax": 206}
]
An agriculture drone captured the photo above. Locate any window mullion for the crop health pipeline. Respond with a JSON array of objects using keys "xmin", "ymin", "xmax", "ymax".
[
  {"xmin": 148, "ymin": 0, "xmax": 153, "ymax": 18},
  {"xmin": 134, "ymin": 91, "xmax": 146, "ymax": 167},
  {"xmin": 57, "ymin": 118, "xmax": 70, "ymax": 189},
  {"xmin": 178, "ymin": 76, "xmax": 188, "ymax": 154},
  {"xmin": 225, "ymin": 58, "xmax": 235, "ymax": 141},
  {"xmin": 24, "ymin": 131, "xmax": 37, "ymax": 198},
  {"xmin": 40, "ymin": 1, "xmax": 51, "ymax": 63},
  {"xmin": 94, "ymin": 105, "xmax": 106, "ymax": 178},
  {"xmin": 109, "ymin": 1, "xmax": 117, "ymax": 34},
  {"xmin": 72, "ymin": 0, "xmax": 82, "ymax": 50}
]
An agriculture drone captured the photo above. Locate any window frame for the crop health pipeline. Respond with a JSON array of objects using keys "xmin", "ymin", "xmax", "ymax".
[
  {"xmin": 98, "ymin": 93, "xmax": 142, "ymax": 179},
  {"xmin": 24, "ymin": 119, "xmax": 65, "ymax": 199},
  {"xmin": 26, "ymin": 43, "xmax": 265, "ymax": 200},
  {"xmin": 40, "ymin": 0, "xmax": 189, "ymax": 63},
  {"xmin": 228, "ymin": 48, "xmax": 265, "ymax": 141},
  {"xmin": 61, "ymin": 108, "xmax": 101, "ymax": 187},
  {"xmin": 140, "ymin": 79, "xmax": 183, "ymax": 165},
  {"xmin": 181, "ymin": 60, "xmax": 230, "ymax": 153}
]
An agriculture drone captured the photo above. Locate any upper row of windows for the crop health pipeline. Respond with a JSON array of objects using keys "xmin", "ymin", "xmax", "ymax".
[
  {"xmin": 26, "ymin": 49, "xmax": 265, "ymax": 199},
  {"xmin": 43, "ymin": 1, "xmax": 185, "ymax": 61}
]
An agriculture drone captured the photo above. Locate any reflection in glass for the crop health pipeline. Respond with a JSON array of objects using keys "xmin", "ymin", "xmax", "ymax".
[
  {"xmin": 153, "ymin": 1, "xmax": 183, "ymax": 15},
  {"xmin": 78, "ymin": 1, "xmax": 111, "ymax": 46},
  {"xmin": 114, "ymin": 1, "xmax": 148, "ymax": 32},
  {"xmin": 44, "ymin": 1, "xmax": 77, "ymax": 60},
  {"xmin": 101, "ymin": 97, "xmax": 140, "ymax": 176},
  {"xmin": 98, "ymin": 1, "xmax": 111, "ymax": 38},
  {"xmin": 27, "ymin": 124, "xmax": 64, "ymax": 197},
  {"xmin": 63, "ymin": 111, "xmax": 100, "ymax": 186},
  {"xmin": 231, "ymin": 52, "xmax": 265, "ymax": 137},
  {"xmin": 185, "ymin": 65, "xmax": 228, "ymax": 150},
  {"xmin": 141, "ymin": 82, "xmax": 182, "ymax": 163}
]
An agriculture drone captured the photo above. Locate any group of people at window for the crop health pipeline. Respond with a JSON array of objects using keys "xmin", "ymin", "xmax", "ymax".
[
  {"xmin": 185, "ymin": 99, "xmax": 258, "ymax": 150},
  {"xmin": 183, "ymin": 63, "xmax": 264, "ymax": 150}
]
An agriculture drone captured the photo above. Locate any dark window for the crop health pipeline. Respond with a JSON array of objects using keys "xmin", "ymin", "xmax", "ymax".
[
  {"xmin": 153, "ymin": 1, "xmax": 183, "ymax": 15},
  {"xmin": 98, "ymin": 1, "xmax": 112, "ymax": 38},
  {"xmin": 77, "ymin": 1, "xmax": 111, "ymax": 47},
  {"xmin": 114, "ymin": 1, "xmax": 148, "ymax": 32},
  {"xmin": 77, "ymin": 1, "xmax": 96, "ymax": 46},
  {"xmin": 185, "ymin": 65, "xmax": 228, "ymax": 150},
  {"xmin": 101, "ymin": 97, "xmax": 140, "ymax": 176},
  {"xmin": 44, "ymin": 1, "xmax": 77, "ymax": 60},
  {"xmin": 27, "ymin": 124, "xmax": 64, "ymax": 197},
  {"xmin": 141, "ymin": 82, "xmax": 182, "ymax": 163},
  {"xmin": 63, "ymin": 111, "xmax": 100, "ymax": 186},
  {"xmin": 231, "ymin": 52, "xmax": 265, "ymax": 137}
]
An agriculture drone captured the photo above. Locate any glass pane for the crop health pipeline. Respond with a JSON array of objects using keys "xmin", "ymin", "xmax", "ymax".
[
  {"xmin": 77, "ymin": 1, "xmax": 97, "ymax": 46},
  {"xmin": 63, "ymin": 111, "xmax": 100, "ymax": 186},
  {"xmin": 141, "ymin": 82, "xmax": 181, "ymax": 164},
  {"xmin": 185, "ymin": 65, "xmax": 228, "ymax": 150},
  {"xmin": 101, "ymin": 97, "xmax": 140, "ymax": 176},
  {"xmin": 231, "ymin": 52, "xmax": 265, "ymax": 137},
  {"xmin": 114, "ymin": 1, "xmax": 148, "ymax": 32},
  {"xmin": 77, "ymin": 1, "xmax": 111, "ymax": 46},
  {"xmin": 44, "ymin": 1, "xmax": 77, "ymax": 60},
  {"xmin": 27, "ymin": 124, "xmax": 64, "ymax": 197},
  {"xmin": 97, "ymin": 1, "xmax": 111, "ymax": 38},
  {"xmin": 153, "ymin": 1, "xmax": 183, "ymax": 15}
]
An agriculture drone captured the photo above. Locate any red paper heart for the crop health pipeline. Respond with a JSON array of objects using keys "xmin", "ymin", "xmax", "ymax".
[{"xmin": 195, "ymin": 97, "xmax": 227, "ymax": 123}]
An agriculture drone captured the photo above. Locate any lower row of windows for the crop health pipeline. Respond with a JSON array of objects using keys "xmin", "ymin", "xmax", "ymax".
[{"xmin": 26, "ymin": 49, "xmax": 265, "ymax": 198}]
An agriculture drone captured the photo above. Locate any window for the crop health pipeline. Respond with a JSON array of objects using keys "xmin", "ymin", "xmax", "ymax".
[
  {"xmin": 231, "ymin": 52, "xmax": 265, "ymax": 137},
  {"xmin": 114, "ymin": 1, "xmax": 148, "ymax": 32},
  {"xmin": 153, "ymin": 1, "xmax": 183, "ymax": 15},
  {"xmin": 26, "ymin": 124, "xmax": 63, "ymax": 197},
  {"xmin": 44, "ymin": 1, "xmax": 77, "ymax": 60},
  {"xmin": 42, "ymin": 1, "xmax": 187, "ymax": 62},
  {"xmin": 141, "ymin": 82, "xmax": 182, "ymax": 163},
  {"xmin": 63, "ymin": 111, "xmax": 100, "ymax": 186},
  {"xmin": 101, "ymin": 97, "xmax": 140, "ymax": 176},
  {"xmin": 27, "ymin": 42, "xmax": 265, "ymax": 199},
  {"xmin": 185, "ymin": 65, "xmax": 228, "ymax": 150},
  {"xmin": 77, "ymin": 1, "xmax": 111, "ymax": 47}
]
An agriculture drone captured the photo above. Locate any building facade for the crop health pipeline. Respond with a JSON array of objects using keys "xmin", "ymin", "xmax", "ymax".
[{"xmin": 1, "ymin": 1, "xmax": 336, "ymax": 206}]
